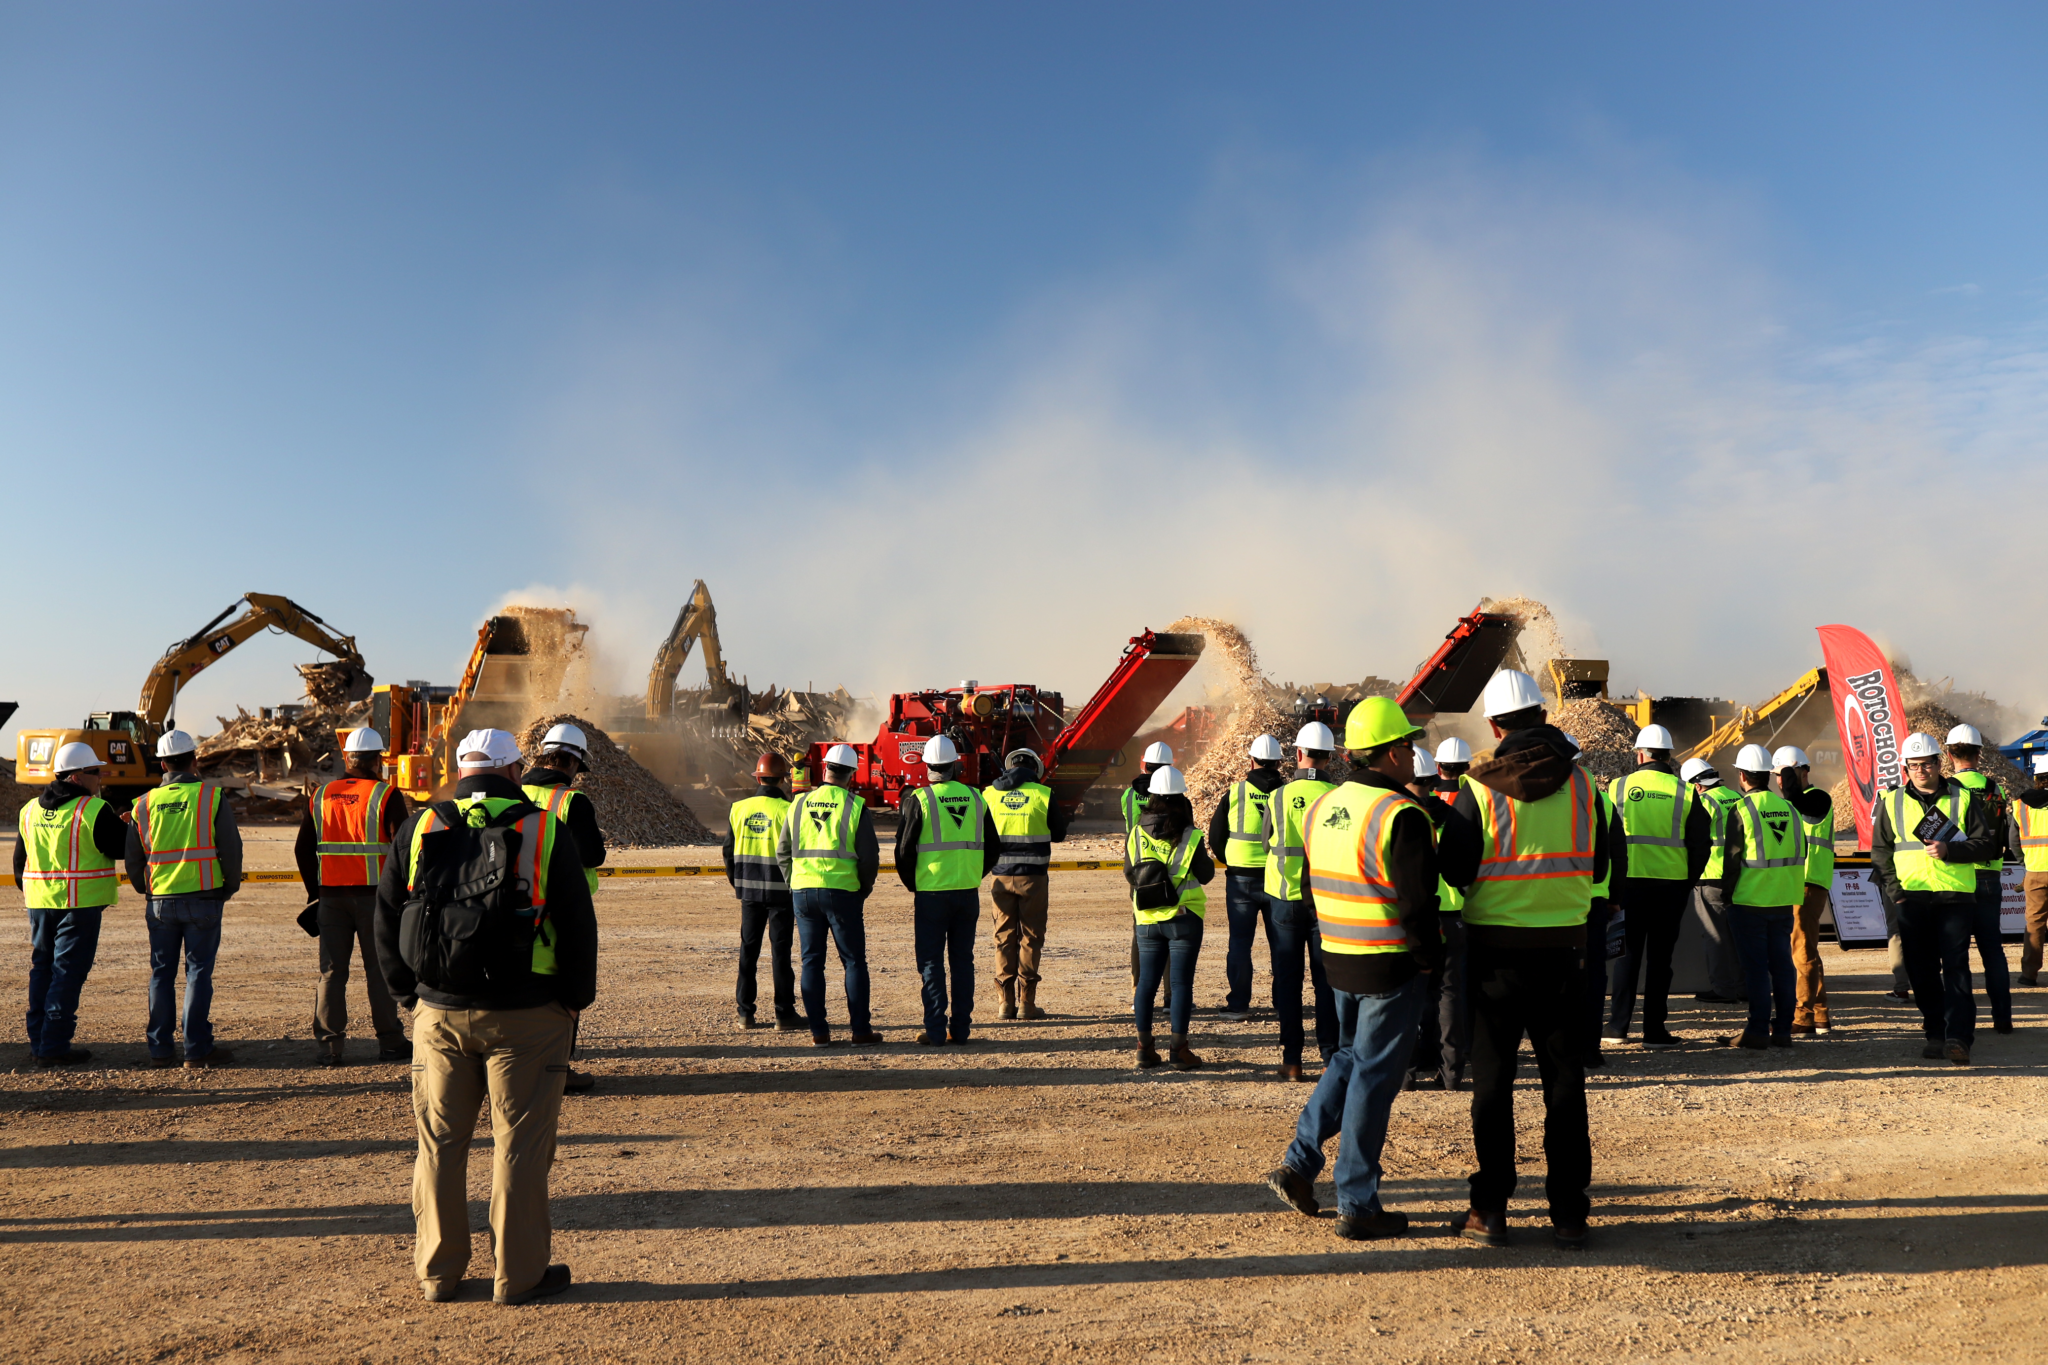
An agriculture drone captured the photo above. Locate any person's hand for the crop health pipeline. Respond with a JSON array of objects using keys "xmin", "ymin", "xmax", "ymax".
[{"xmin": 1929, "ymin": 840, "xmax": 1951, "ymax": 861}]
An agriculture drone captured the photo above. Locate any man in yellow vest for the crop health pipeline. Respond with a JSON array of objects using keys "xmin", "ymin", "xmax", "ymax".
[
  {"xmin": 294, "ymin": 727, "xmax": 410, "ymax": 1066},
  {"xmin": 125, "ymin": 729, "xmax": 244, "ymax": 1069},
  {"xmin": 521, "ymin": 722, "xmax": 607, "ymax": 884},
  {"xmin": 1262, "ymin": 699, "xmax": 1442, "ymax": 1241},
  {"xmin": 1576, "ymin": 736, "xmax": 1627, "ymax": 1071},
  {"xmin": 1771, "ymin": 745, "xmax": 1840, "ymax": 1038},
  {"xmin": 895, "ymin": 736, "xmax": 1002, "ymax": 1044},
  {"xmin": 724, "ymin": 752, "xmax": 800, "ymax": 1031},
  {"xmin": 14, "ymin": 742, "xmax": 126, "ymax": 1066},
  {"xmin": 1208, "ymin": 734, "xmax": 1288, "ymax": 1023},
  {"xmin": 777, "ymin": 742, "xmax": 884, "ymax": 1047},
  {"xmin": 1680, "ymin": 757, "xmax": 1747, "ymax": 1009},
  {"xmin": 1602, "ymin": 725, "xmax": 1711, "ymax": 1050},
  {"xmin": 1943, "ymin": 725, "xmax": 2014, "ymax": 1032},
  {"xmin": 374, "ymin": 728, "xmax": 598, "ymax": 1306},
  {"xmin": 1871, "ymin": 731, "xmax": 2001, "ymax": 1066},
  {"xmin": 984, "ymin": 748, "xmax": 1070, "ymax": 1020},
  {"xmin": 1720, "ymin": 745, "xmax": 1811, "ymax": 1051},
  {"xmin": 1261, "ymin": 722, "xmax": 1340, "ymax": 1081},
  {"xmin": 1402, "ymin": 743, "xmax": 1469, "ymax": 1090},
  {"xmin": 1440, "ymin": 669, "xmax": 1611, "ymax": 1248},
  {"xmin": 2008, "ymin": 754, "xmax": 2048, "ymax": 985}
]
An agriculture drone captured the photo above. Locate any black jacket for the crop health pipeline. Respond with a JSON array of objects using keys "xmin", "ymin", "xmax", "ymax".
[
  {"xmin": 1205, "ymin": 763, "xmax": 1287, "ymax": 866},
  {"xmin": 123, "ymin": 772, "xmax": 243, "ymax": 902},
  {"xmin": 294, "ymin": 776, "xmax": 411, "ymax": 898},
  {"xmin": 1444, "ymin": 725, "xmax": 1613, "ymax": 945},
  {"xmin": 722, "ymin": 782, "xmax": 793, "ymax": 906},
  {"xmin": 12, "ymin": 779, "xmax": 129, "ymax": 888},
  {"xmin": 894, "ymin": 779, "xmax": 1003, "ymax": 892},
  {"xmin": 773, "ymin": 782, "xmax": 882, "ymax": 897},
  {"xmin": 1870, "ymin": 776, "xmax": 2001, "ymax": 906},
  {"xmin": 1125, "ymin": 793, "xmax": 1216, "ymax": 890},
  {"xmin": 1299, "ymin": 769, "xmax": 1447, "ymax": 992},
  {"xmin": 373, "ymin": 774, "xmax": 600, "ymax": 1011},
  {"xmin": 519, "ymin": 766, "xmax": 608, "ymax": 870}
]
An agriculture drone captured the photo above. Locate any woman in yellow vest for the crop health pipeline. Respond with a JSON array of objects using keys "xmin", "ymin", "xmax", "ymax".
[
  {"xmin": 13, "ymin": 743, "xmax": 127, "ymax": 1066},
  {"xmin": 1719, "ymin": 746, "xmax": 1811, "ymax": 1051},
  {"xmin": 1124, "ymin": 764, "xmax": 1214, "ymax": 1069},
  {"xmin": 2009, "ymin": 754, "xmax": 2048, "ymax": 986}
]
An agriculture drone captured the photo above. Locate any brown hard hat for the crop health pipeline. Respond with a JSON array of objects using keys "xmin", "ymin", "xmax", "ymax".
[{"xmin": 755, "ymin": 752, "xmax": 791, "ymax": 781}]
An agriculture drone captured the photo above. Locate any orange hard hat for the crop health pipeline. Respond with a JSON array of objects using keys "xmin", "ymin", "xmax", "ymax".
[{"xmin": 754, "ymin": 752, "xmax": 791, "ymax": 781}]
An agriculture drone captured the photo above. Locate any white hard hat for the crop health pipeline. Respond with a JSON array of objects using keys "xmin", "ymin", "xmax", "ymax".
[
  {"xmin": 1248, "ymin": 734, "xmax": 1284, "ymax": 762},
  {"xmin": 1679, "ymin": 757, "xmax": 1713, "ymax": 782},
  {"xmin": 1294, "ymin": 722, "xmax": 1336, "ymax": 752},
  {"xmin": 456, "ymin": 728, "xmax": 523, "ymax": 769},
  {"xmin": 1006, "ymin": 747, "xmax": 1042, "ymax": 774},
  {"xmin": 922, "ymin": 734, "xmax": 959, "ymax": 765},
  {"xmin": 1734, "ymin": 743, "xmax": 1775, "ymax": 774},
  {"xmin": 1412, "ymin": 747, "xmax": 1439, "ymax": 778},
  {"xmin": 1435, "ymin": 737, "xmax": 1472, "ymax": 764},
  {"xmin": 53, "ymin": 742, "xmax": 103, "ymax": 773},
  {"xmin": 1945, "ymin": 723, "xmax": 1984, "ymax": 748},
  {"xmin": 1142, "ymin": 741, "xmax": 1174, "ymax": 766},
  {"xmin": 1634, "ymin": 725, "xmax": 1676, "ymax": 751},
  {"xmin": 343, "ymin": 728, "xmax": 385, "ymax": 754},
  {"xmin": 1771, "ymin": 745, "xmax": 1810, "ymax": 770},
  {"xmin": 1146, "ymin": 764, "xmax": 1186, "ymax": 796},
  {"xmin": 1900, "ymin": 732, "xmax": 1941, "ymax": 760},
  {"xmin": 156, "ymin": 729, "xmax": 197, "ymax": 758},
  {"xmin": 2034, "ymin": 754, "xmax": 2048, "ymax": 775},
  {"xmin": 824, "ymin": 742, "xmax": 860, "ymax": 769},
  {"xmin": 1480, "ymin": 669, "xmax": 1544, "ymax": 718},
  {"xmin": 541, "ymin": 722, "xmax": 589, "ymax": 757}
]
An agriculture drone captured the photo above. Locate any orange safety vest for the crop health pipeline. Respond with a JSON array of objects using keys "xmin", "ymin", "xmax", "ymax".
[
  {"xmin": 312, "ymin": 778, "xmax": 398, "ymax": 887},
  {"xmin": 1302, "ymin": 782, "xmax": 1419, "ymax": 955}
]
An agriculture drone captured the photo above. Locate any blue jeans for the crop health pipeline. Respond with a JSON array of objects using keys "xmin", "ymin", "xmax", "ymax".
[
  {"xmin": 1266, "ymin": 895, "xmax": 1336, "ymax": 1065},
  {"xmin": 1282, "ymin": 976, "xmax": 1427, "ymax": 1216},
  {"xmin": 913, "ymin": 889, "xmax": 979, "ymax": 1040},
  {"xmin": 1134, "ymin": 912, "xmax": 1204, "ymax": 1036},
  {"xmin": 1899, "ymin": 898, "xmax": 1977, "ymax": 1045},
  {"xmin": 26, "ymin": 906, "xmax": 104, "ymax": 1057},
  {"xmin": 147, "ymin": 910, "xmax": 223, "ymax": 1059},
  {"xmin": 793, "ymin": 889, "xmax": 871, "ymax": 1039},
  {"xmin": 1222, "ymin": 870, "xmax": 1267, "ymax": 1011},
  {"xmin": 1973, "ymin": 872, "xmax": 2013, "ymax": 1028},
  {"xmin": 1729, "ymin": 907, "xmax": 1796, "ymax": 1041}
]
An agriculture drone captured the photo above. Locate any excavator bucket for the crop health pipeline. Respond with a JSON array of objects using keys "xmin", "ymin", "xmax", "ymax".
[{"xmin": 298, "ymin": 661, "xmax": 373, "ymax": 708}]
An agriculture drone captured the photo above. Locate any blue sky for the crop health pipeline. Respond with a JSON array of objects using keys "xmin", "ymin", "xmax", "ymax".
[{"xmin": 4, "ymin": 3, "xmax": 2045, "ymax": 747}]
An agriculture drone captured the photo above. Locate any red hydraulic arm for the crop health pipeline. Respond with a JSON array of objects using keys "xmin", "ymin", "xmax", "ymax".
[{"xmin": 1394, "ymin": 607, "xmax": 1522, "ymax": 721}]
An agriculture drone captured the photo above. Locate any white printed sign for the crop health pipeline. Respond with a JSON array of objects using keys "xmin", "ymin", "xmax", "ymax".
[
  {"xmin": 1830, "ymin": 866, "xmax": 1889, "ymax": 944},
  {"xmin": 2002, "ymin": 863, "xmax": 2025, "ymax": 936}
]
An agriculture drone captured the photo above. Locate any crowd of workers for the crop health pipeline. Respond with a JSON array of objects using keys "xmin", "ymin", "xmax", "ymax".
[{"xmin": 13, "ymin": 671, "xmax": 2048, "ymax": 1298}]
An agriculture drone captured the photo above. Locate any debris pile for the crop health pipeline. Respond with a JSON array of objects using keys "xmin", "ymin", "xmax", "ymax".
[
  {"xmin": 739, "ymin": 686, "xmax": 858, "ymax": 766},
  {"xmin": 1165, "ymin": 616, "xmax": 1294, "ymax": 815},
  {"xmin": 519, "ymin": 713, "xmax": 717, "ymax": 847},
  {"xmin": 1900, "ymin": 673, "xmax": 2028, "ymax": 797},
  {"xmin": 1546, "ymin": 697, "xmax": 1641, "ymax": 782}
]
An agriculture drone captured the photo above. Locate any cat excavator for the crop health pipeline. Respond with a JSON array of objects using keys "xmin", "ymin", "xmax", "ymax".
[{"xmin": 645, "ymin": 579, "xmax": 736, "ymax": 717}]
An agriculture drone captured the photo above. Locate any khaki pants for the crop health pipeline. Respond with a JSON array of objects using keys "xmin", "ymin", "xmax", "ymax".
[
  {"xmin": 411, "ymin": 1002, "xmax": 575, "ymax": 1300},
  {"xmin": 1791, "ymin": 883, "xmax": 1831, "ymax": 1027},
  {"xmin": 989, "ymin": 875, "xmax": 1049, "ymax": 987},
  {"xmin": 314, "ymin": 892, "xmax": 406, "ymax": 1052},
  {"xmin": 2021, "ymin": 872, "xmax": 2048, "ymax": 981}
]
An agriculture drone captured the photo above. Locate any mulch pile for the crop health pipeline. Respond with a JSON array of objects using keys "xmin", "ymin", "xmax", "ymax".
[
  {"xmin": 519, "ymin": 713, "xmax": 717, "ymax": 847},
  {"xmin": 1164, "ymin": 617, "xmax": 1294, "ymax": 816},
  {"xmin": 1545, "ymin": 698, "xmax": 1640, "ymax": 782}
]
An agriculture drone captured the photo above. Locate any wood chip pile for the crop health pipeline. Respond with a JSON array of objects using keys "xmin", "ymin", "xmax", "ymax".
[
  {"xmin": 519, "ymin": 713, "xmax": 717, "ymax": 847},
  {"xmin": 741, "ymin": 686, "xmax": 857, "ymax": 765},
  {"xmin": 1164, "ymin": 616, "xmax": 1295, "ymax": 816},
  {"xmin": 1545, "ymin": 697, "xmax": 1640, "ymax": 782}
]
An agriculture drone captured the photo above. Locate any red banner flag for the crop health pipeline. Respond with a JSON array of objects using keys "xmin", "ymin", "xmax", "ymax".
[{"xmin": 1816, "ymin": 625, "xmax": 1906, "ymax": 851}]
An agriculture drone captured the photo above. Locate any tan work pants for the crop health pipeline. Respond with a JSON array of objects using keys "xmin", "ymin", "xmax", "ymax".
[
  {"xmin": 1791, "ymin": 883, "xmax": 1831, "ymax": 1028},
  {"xmin": 2020, "ymin": 872, "xmax": 2048, "ymax": 980},
  {"xmin": 411, "ymin": 1002, "xmax": 574, "ymax": 1300},
  {"xmin": 990, "ymin": 875, "xmax": 1050, "ymax": 987},
  {"xmin": 314, "ymin": 892, "xmax": 406, "ymax": 1052}
]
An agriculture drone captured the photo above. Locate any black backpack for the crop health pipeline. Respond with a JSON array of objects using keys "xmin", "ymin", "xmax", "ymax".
[
  {"xmin": 399, "ymin": 800, "xmax": 545, "ymax": 996},
  {"xmin": 1128, "ymin": 831, "xmax": 1187, "ymax": 912}
]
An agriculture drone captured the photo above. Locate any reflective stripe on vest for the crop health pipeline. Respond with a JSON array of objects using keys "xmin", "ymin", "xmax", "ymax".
[
  {"xmin": 313, "ymin": 778, "xmax": 395, "ymax": 887},
  {"xmin": 915, "ymin": 781, "xmax": 987, "ymax": 891},
  {"xmin": 1121, "ymin": 786, "xmax": 1146, "ymax": 835},
  {"xmin": 1222, "ymin": 778, "xmax": 1273, "ymax": 869},
  {"xmin": 408, "ymin": 795, "xmax": 559, "ymax": 975},
  {"xmin": 1952, "ymin": 771, "xmax": 2004, "ymax": 872},
  {"xmin": 727, "ymin": 792, "xmax": 793, "ymax": 894},
  {"xmin": 1125, "ymin": 824, "xmax": 1207, "ymax": 923},
  {"xmin": 1460, "ymin": 768, "xmax": 1596, "ymax": 928},
  {"xmin": 985, "ymin": 781, "xmax": 1053, "ymax": 870},
  {"xmin": 2015, "ymin": 801, "xmax": 2048, "ymax": 873},
  {"xmin": 1803, "ymin": 805, "xmax": 1835, "ymax": 887},
  {"xmin": 1731, "ymin": 790, "xmax": 1809, "ymax": 908},
  {"xmin": 17, "ymin": 795, "xmax": 119, "ymax": 909},
  {"xmin": 1301, "ymin": 783, "xmax": 1415, "ymax": 955},
  {"xmin": 1607, "ymin": 769, "xmax": 1692, "ymax": 880},
  {"xmin": 787, "ymin": 786, "xmax": 865, "ymax": 892},
  {"xmin": 523, "ymin": 783, "xmax": 601, "ymax": 894},
  {"xmin": 1263, "ymin": 775, "xmax": 1335, "ymax": 902},
  {"xmin": 1698, "ymin": 785, "xmax": 1741, "ymax": 880},
  {"xmin": 1885, "ymin": 783, "xmax": 1977, "ymax": 895},
  {"xmin": 134, "ymin": 781, "xmax": 223, "ymax": 897}
]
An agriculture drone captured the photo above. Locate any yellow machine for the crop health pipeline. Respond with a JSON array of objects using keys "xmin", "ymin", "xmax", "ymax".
[
  {"xmin": 645, "ymin": 579, "xmax": 735, "ymax": 717},
  {"xmin": 15, "ymin": 593, "xmax": 367, "ymax": 804},
  {"xmin": 1682, "ymin": 668, "xmax": 1829, "ymax": 762}
]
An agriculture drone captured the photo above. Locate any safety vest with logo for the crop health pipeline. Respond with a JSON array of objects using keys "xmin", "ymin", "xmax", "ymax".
[
  {"xmin": 133, "ymin": 780, "xmax": 224, "ymax": 897},
  {"xmin": 1121, "ymin": 785, "xmax": 1146, "ymax": 835},
  {"xmin": 1124, "ymin": 825, "xmax": 1207, "ymax": 923},
  {"xmin": 2013, "ymin": 800, "xmax": 2048, "ymax": 873},
  {"xmin": 985, "ymin": 780, "xmax": 1053, "ymax": 871},
  {"xmin": 17, "ymin": 795, "xmax": 119, "ymax": 909},
  {"xmin": 1221, "ymin": 778, "xmax": 1273, "ymax": 869},
  {"xmin": 1607, "ymin": 769, "xmax": 1693, "ymax": 881},
  {"xmin": 1951, "ymin": 771, "xmax": 2005, "ymax": 873},
  {"xmin": 408, "ymin": 794, "xmax": 560, "ymax": 975},
  {"xmin": 1263, "ymin": 775, "xmax": 1336, "ymax": 901},
  {"xmin": 1696, "ymin": 784, "xmax": 1742, "ymax": 880},
  {"xmin": 1728, "ymin": 789, "xmax": 1808, "ymax": 908},
  {"xmin": 312, "ymin": 778, "xmax": 398, "ymax": 888},
  {"xmin": 786, "ymin": 784, "xmax": 867, "ymax": 892},
  {"xmin": 523, "ymin": 783, "xmax": 602, "ymax": 894},
  {"xmin": 727, "ymin": 792, "xmax": 793, "ymax": 897},
  {"xmin": 1803, "ymin": 803, "xmax": 1836, "ymax": 888},
  {"xmin": 1302, "ymin": 782, "xmax": 1420, "ymax": 956},
  {"xmin": 912, "ymin": 780, "xmax": 987, "ymax": 891},
  {"xmin": 1884, "ymin": 782, "xmax": 1979, "ymax": 896},
  {"xmin": 1460, "ymin": 768, "xmax": 1597, "ymax": 928}
]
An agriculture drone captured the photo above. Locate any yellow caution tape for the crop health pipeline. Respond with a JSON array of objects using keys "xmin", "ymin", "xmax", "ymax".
[{"xmin": 0, "ymin": 858, "xmax": 1127, "ymax": 889}]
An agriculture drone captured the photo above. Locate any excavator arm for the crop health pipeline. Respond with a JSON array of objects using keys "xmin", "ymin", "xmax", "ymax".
[
  {"xmin": 646, "ymin": 579, "xmax": 733, "ymax": 718},
  {"xmin": 137, "ymin": 592, "xmax": 368, "ymax": 737},
  {"xmin": 1682, "ymin": 667, "xmax": 1828, "ymax": 762}
]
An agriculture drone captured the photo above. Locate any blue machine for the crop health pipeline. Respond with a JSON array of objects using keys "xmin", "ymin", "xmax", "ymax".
[{"xmin": 1998, "ymin": 717, "xmax": 2048, "ymax": 774}]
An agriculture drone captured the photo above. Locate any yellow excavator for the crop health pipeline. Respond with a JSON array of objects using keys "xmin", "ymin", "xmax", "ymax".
[
  {"xmin": 15, "ymin": 592, "xmax": 369, "ymax": 804},
  {"xmin": 1681, "ymin": 667, "xmax": 1829, "ymax": 762},
  {"xmin": 646, "ymin": 579, "xmax": 735, "ymax": 717}
]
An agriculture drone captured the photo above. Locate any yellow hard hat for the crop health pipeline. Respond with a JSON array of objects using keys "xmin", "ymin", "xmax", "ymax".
[{"xmin": 1344, "ymin": 696, "xmax": 1425, "ymax": 750}]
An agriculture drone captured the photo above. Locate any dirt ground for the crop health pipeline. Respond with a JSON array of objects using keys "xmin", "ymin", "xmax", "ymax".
[{"xmin": 3, "ymin": 822, "xmax": 2044, "ymax": 1364}]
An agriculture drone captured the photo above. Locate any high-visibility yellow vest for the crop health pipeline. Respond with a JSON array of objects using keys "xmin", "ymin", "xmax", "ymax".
[
  {"xmin": 727, "ymin": 792, "xmax": 792, "ymax": 896},
  {"xmin": 1263, "ymin": 774, "xmax": 1335, "ymax": 901},
  {"xmin": 132, "ymin": 779, "xmax": 224, "ymax": 897},
  {"xmin": 408, "ymin": 794, "xmax": 560, "ymax": 975},
  {"xmin": 1121, "ymin": 785, "xmax": 1146, "ymax": 835},
  {"xmin": 1302, "ymin": 782, "xmax": 1416, "ymax": 955},
  {"xmin": 1729, "ymin": 789, "xmax": 1808, "ymax": 909},
  {"xmin": 1803, "ymin": 803, "xmax": 1836, "ymax": 888},
  {"xmin": 1884, "ymin": 782, "xmax": 1978, "ymax": 896},
  {"xmin": 1221, "ymin": 778, "xmax": 1273, "ymax": 869},
  {"xmin": 523, "ymin": 783, "xmax": 601, "ymax": 894},
  {"xmin": 1607, "ymin": 768, "xmax": 1693, "ymax": 881},
  {"xmin": 17, "ymin": 795, "xmax": 119, "ymax": 909},
  {"xmin": 2013, "ymin": 800, "xmax": 2048, "ymax": 873},
  {"xmin": 1951, "ymin": 771, "xmax": 2004, "ymax": 873},
  {"xmin": 1697, "ymin": 784, "xmax": 1742, "ymax": 880},
  {"xmin": 985, "ymin": 781, "xmax": 1053, "ymax": 871},
  {"xmin": 912, "ymin": 780, "xmax": 986, "ymax": 891},
  {"xmin": 1461, "ymin": 769, "xmax": 1596, "ymax": 928},
  {"xmin": 1589, "ymin": 787, "xmax": 1617, "ymax": 902},
  {"xmin": 312, "ymin": 778, "xmax": 398, "ymax": 888},
  {"xmin": 786, "ymin": 784, "xmax": 866, "ymax": 892},
  {"xmin": 1125, "ymin": 825, "xmax": 1207, "ymax": 923}
]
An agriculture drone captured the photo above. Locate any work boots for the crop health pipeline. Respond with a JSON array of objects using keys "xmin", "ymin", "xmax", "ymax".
[
  {"xmin": 1168, "ymin": 1034, "xmax": 1204, "ymax": 1070},
  {"xmin": 999, "ymin": 981, "xmax": 1019, "ymax": 1021},
  {"xmin": 1136, "ymin": 1034, "xmax": 1163, "ymax": 1069},
  {"xmin": 1019, "ymin": 982, "xmax": 1046, "ymax": 1020}
]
